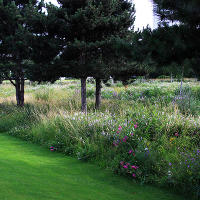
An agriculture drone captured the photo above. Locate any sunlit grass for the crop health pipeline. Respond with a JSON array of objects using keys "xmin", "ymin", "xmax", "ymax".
[{"xmin": 1, "ymin": 133, "xmax": 187, "ymax": 200}]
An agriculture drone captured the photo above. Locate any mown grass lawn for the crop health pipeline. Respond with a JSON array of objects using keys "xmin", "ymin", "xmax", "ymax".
[{"xmin": 0, "ymin": 133, "xmax": 187, "ymax": 200}]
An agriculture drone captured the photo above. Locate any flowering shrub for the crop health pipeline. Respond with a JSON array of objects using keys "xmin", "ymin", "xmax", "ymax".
[
  {"xmin": 111, "ymin": 121, "xmax": 159, "ymax": 182},
  {"xmin": 168, "ymin": 149, "xmax": 200, "ymax": 198}
]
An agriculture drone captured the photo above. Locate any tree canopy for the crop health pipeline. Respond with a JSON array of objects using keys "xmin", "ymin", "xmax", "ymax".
[
  {"xmin": 145, "ymin": 0, "xmax": 200, "ymax": 78},
  {"xmin": 0, "ymin": 0, "xmax": 45, "ymax": 106},
  {"xmin": 55, "ymin": 0, "xmax": 136, "ymax": 111},
  {"xmin": 153, "ymin": 0, "xmax": 200, "ymax": 27}
]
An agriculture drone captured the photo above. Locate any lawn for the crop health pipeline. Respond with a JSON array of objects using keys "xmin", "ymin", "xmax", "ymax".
[{"xmin": 0, "ymin": 133, "xmax": 186, "ymax": 200}]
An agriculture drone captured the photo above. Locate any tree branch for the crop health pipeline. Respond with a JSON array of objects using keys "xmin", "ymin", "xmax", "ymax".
[{"xmin": 4, "ymin": 74, "xmax": 16, "ymax": 87}]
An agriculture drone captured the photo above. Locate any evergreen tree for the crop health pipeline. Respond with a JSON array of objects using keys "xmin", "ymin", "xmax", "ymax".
[
  {"xmin": 57, "ymin": 0, "xmax": 135, "ymax": 111},
  {"xmin": 0, "ymin": 0, "xmax": 45, "ymax": 106},
  {"xmin": 26, "ymin": 3, "xmax": 65, "ymax": 83},
  {"xmin": 137, "ymin": 25, "xmax": 200, "ymax": 79},
  {"xmin": 110, "ymin": 33, "xmax": 151, "ymax": 84},
  {"xmin": 152, "ymin": 0, "xmax": 200, "ymax": 78},
  {"xmin": 153, "ymin": 0, "xmax": 200, "ymax": 28}
]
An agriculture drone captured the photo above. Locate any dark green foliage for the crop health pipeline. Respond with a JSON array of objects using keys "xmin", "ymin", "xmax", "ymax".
[
  {"xmin": 0, "ymin": 0, "xmax": 46, "ymax": 105},
  {"xmin": 150, "ymin": 0, "xmax": 200, "ymax": 78},
  {"xmin": 135, "ymin": 25, "xmax": 200, "ymax": 78},
  {"xmin": 153, "ymin": 0, "xmax": 200, "ymax": 28},
  {"xmin": 58, "ymin": 0, "xmax": 135, "ymax": 78}
]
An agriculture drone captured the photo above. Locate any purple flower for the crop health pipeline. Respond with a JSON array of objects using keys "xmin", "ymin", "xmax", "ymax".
[{"xmin": 197, "ymin": 149, "xmax": 200, "ymax": 154}]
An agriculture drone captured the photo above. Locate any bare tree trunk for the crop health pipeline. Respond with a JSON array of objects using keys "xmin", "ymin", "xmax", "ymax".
[
  {"xmin": 16, "ymin": 79, "xmax": 20, "ymax": 106},
  {"xmin": 170, "ymin": 73, "xmax": 173, "ymax": 83},
  {"xmin": 180, "ymin": 67, "xmax": 184, "ymax": 96},
  {"xmin": 81, "ymin": 77, "xmax": 87, "ymax": 113},
  {"xmin": 95, "ymin": 78, "xmax": 101, "ymax": 109},
  {"xmin": 15, "ymin": 70, "xmax": 24, "ymax": 107},
  {"xmin": 20, "ymin": 73, "xmax": 24, "ymax": 106},
  {"xmin": 180, "ymin": 78, "xmax": 183, "ymax": 96}
]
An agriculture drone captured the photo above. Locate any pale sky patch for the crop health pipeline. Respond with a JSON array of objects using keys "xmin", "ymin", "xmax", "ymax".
[
  {"xmin": 45, "ymin": 0, "xmax": 59, "ymax": 7},
  {"xmin": 132, "ymin": 0, "xmax": 157, "ymax": 30}
]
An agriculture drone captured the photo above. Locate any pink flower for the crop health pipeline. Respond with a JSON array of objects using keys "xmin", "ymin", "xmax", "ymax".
[
  {"xmin": 132, "ymin": 165, "xmax": 139, "ymax": 170},
  {"xmin": 123, "ymin": 165, "xmax": 128, "ymax": 169},
  {"xmin": 113, "ymin": 142, "xmax": 118, "ymax": 147},
  {"xmin": 131, "ymin": 165, "xmax": 137, "ymax": 170},
  {"xmin": 118, "ymin": 126, "xmax": 122, "ymax": 131},
  {"xmin": 132, "ymin": 173, "xmax": 136, "ymax": 177},
  {"xmin": 175, "ymin": 132, "xmax": 179, "ymax": 137},
  {"xmin": 50, "ymin": 146, "xmax": 54, "ymax": 151},
  {"xmin": 129, "ymin": 149, "xmax": 133, "ymax": 154},
  {"xmin": 134, "ymin": 124, "xmax": 138, "ymax": 129},
  {"xmin": 123, "ymin": 138, "xmax": 126, "ymax": 142},
  {"xmin": 116, "ymin": 131, "xmax": 120, "ymax": 134},
  {"xmin": 130, "ymin": 133, "xmax": 134, "ymax": 136},
  {"xmin": 132, "ymin": 152, "xmax": 135, "ymax": 156},
  {"xmin": 120, "ymin": 161, "xmax": 124, "ymax": 165}
]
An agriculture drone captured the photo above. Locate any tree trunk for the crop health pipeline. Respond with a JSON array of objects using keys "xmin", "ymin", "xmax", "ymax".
[
  {"xmin": 95, "ymin": 78, "xmax": 101, "ymax": 109},
  {"xmin": 170, "ymin": 73, "xmax": 173, "ymax": 83},
  {"xmin": 81, "ymin": 77, "xmax": 87, "ymax": 113},
  {"xmin": 180, "ymin": 78, "xmax": 183, "ymax": 96},
  {"xmin": 180, "ymin": 67, "xmax": 184, "ymax": 96},
  {"xmin": 15, "ymin": 70, "xmax": 25, "ymax": 107}
]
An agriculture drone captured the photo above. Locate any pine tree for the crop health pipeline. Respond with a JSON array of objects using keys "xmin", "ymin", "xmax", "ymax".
[
  {"xmin": 153, "ymin": 0, "xmax": 200, "ymax": 28},
  {"xmin": 152, "ymin": 0, "xmax": 200, "ymax": 78},
  {"xmin": 57, "ymin": 0, "xmax": 135, "ymax": 111},
  {"xmin": 26, "ymin": 3, "xmax": 65, "ymax": 83},
  {"xmin": 0, "ymin": 0, "xmax": 45, "ymax": 106},
  {"xmin": 137, "ymin": 25, "xmax": 200, "ymax": 80}
]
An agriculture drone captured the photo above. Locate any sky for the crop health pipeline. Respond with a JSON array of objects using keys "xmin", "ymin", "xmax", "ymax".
[
  {"xmin": 44, "ymin": 0, "xmax": 157, "ymax": 30},
  {"xmin": 133, "ymin": 0, "xmax": 157, "ymax": 30}
]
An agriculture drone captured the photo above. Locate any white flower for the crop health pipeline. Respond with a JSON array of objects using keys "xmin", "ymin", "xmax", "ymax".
[{"xmin": 168, "ymin": 170, "xmax": 172, "ymax": 176}]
